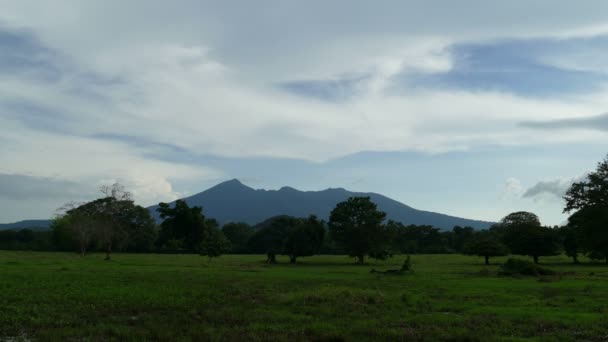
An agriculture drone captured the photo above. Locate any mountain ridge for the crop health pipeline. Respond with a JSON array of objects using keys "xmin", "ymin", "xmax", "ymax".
[{"xmin": 148, "ymin": 179, "xmax": 493, "ymax": 230}]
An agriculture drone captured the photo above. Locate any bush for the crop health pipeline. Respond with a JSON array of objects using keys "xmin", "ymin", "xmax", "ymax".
[{"xmin": 500, "ymin": 258, "xmax": 555, "ymax": 276}]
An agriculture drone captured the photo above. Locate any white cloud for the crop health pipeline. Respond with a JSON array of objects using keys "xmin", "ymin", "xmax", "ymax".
[
  {"xmin": 1, "ymin": 1, "xmax": 608, "ymax": 222},
  {"xmin": 501, "ymin": 177, "xmax": 524, "ymax": 198}
]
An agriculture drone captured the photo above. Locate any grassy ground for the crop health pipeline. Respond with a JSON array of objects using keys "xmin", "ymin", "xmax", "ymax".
[{"xmin": 1, "ymin": 252, "xmax": 607, "ymax": 341}]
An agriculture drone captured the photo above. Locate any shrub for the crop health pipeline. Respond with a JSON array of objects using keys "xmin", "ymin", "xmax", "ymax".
[{"xmin": 500, "ymin": 258, "xmax": 556, "ymax": 276}]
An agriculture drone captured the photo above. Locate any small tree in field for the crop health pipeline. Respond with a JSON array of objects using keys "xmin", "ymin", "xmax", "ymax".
[
  {"xmin": 200, "ymin": 228, "xmax": 231, "ymax": 260},
  {"xmin": 283, "ymin": 215, "xmax": 325, "ymax": 264},
  {"xmin": 329, "ymin": 197, "xmax": 389, "ymax": 264},
  {"xmin": 464, "ymin": 237, "xmax": 508, "ymax": 265}
]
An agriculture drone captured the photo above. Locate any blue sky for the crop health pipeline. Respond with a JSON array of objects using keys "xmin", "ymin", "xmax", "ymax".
[{"xmin": 1, "ymin": 1, "xmax": 608, "ymax": 225}]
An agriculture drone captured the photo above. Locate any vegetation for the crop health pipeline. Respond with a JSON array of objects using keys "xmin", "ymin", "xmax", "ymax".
[
  {"xmin": 464, "ymin": 236, "xmax": 508, "ymax": 265},
  {"xmin": 329, "ymin": 197, "xmax": 390, "ymax": 264},
  {"xmin": 1, "ymin": 252, "xmax": 608, "ymax": 341},
  {"xmin": 564, "ymin": 155, "xmax": 608, "ymax": 263}
]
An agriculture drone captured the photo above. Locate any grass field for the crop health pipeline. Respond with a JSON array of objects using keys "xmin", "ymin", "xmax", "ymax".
[{"xmin": 1, "ymin": 252, "xmax": 608, "ymax": 341}]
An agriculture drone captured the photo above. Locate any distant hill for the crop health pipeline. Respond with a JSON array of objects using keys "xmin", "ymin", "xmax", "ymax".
[
  {"xmin": 0, "ymin": 219, "xmax": 52, "ymax": 231},
  {"xmin": 148, "ymin": 179, "xmax": 493, "ymax": 230}
]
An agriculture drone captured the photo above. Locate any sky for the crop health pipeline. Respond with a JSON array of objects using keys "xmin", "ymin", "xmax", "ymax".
[{"xmin": 1, "ymin": 1, "xmax": 608, "ymax": 226}]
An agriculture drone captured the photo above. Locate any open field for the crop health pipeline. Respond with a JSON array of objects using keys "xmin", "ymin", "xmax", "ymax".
[{"xmin": 1, "ymin": 252, "xmax": 608, "ymax": 341}]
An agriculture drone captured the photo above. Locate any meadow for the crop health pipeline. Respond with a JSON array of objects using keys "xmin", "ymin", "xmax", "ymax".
[{"xmin": 1, "ymin": 252, "xmax": 608, "ymax": 341}]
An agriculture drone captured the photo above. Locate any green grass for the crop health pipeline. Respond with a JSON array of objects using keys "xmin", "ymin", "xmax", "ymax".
[{"xmin": 1, "ymin": 252, "xmax": 608, "ymax": 341}]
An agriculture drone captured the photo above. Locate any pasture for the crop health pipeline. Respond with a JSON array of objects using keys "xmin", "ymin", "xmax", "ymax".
[{"xmin": 1, "ymin": 252, "xmax": 607, "ymax": 341}]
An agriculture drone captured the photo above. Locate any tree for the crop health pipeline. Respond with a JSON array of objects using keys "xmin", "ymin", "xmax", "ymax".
[
  {"xmin": 464, "ymin": 234, "xmax": 508, "ymax": 265},
  {"xmin": 501, "ymin": 211, "xmax": 541, "ymax": 227},
  {"xmin": 59, "ymin": 183, "xmax": 150, "ymax": 260},
  {"xmin": 283, "ymin": 215, "xmax": 325, "ymax": 264},
  {"xmin": 500, "ymin": 212, "xmax": 559, "ymax": 264},
  {"xmin": 568, "ymin": 206, "xmax": 608, "ymax": 263},
  {"xmin": 447, "ymin": 226, "xmax": 476, "ymax": 253},
  {"xmin": 563, "ymin": 155, "xmax": 608, "ymax": 213},
  {"xmin": 563, "ymin": 155, "xmax": 608, "ymax": 263},
  {"xmin": 328, "ymin": 197, "xmax": 389, "ymax": 264},
  {"xmin": 156, "ymin": 200, "xmax": 208, "ymax": 253},
  {"xmin": 200, "ymin": 227, "xmax": 231, "ymax": 260},
  {"xmin": 559, "ymin": 225, "xmax": 580, "ymax": 264},
  {"xmin": 123, "ymin": 206, "xmax": 157, "ymax": 253},
  {"xmin": 53, "ymin": 212, "xmax": 98, "ymax": 256},
  {"xmin": 387, "ymin": 221, "xmax": 446, "ymax": 254},
  {"xmin": 222, "ymin": 222, "xmax": 254, "ymax": 253},
  {"xmin": 248, "ymin": 216, "xmax": 297, "ymax": 263}
]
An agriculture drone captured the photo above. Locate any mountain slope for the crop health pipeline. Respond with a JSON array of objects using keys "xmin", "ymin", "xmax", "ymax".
[
  {"xmin": 0, "ymin": 219, "xmax": 52, "ymax": 231},
  {"xmin": 148, "ymin": 179, "xmax": 493, "ymax": 230}
]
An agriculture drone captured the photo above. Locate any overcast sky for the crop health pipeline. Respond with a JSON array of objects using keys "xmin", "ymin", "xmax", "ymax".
[{"xmin": 1, "ymin": 1, "xmax": 607, "ymax": 225}]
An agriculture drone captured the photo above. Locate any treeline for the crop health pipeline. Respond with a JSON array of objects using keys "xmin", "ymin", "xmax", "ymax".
[{"xmin": 2, "ymin": 154, "xmax": 607, "ymax": 265}]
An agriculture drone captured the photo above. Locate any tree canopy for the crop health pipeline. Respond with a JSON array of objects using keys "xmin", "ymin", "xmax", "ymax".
[{"xmin": 328, "ymin": 197, "xmax": 389, "ymax": 264}]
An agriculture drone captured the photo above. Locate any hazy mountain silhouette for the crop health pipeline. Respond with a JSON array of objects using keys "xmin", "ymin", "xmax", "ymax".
[
  {"xmin": 148, "ymin": 179, "xmax": 493, "ymax": 230},
  {"xmin": 0, "ymin": 219, "xmax": 52, "ymax": 231}
]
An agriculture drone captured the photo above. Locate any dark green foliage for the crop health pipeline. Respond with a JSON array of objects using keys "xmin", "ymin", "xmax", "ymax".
[
  {"xmin": 388, "ymin": 221, "xmax": 447, "ymax": 254},
  {"xmin": 0, "ymin": 229, "xmax": 51, "ymax": 251},
  {"xmin": 122, "ymin": 206, "xmax": 157, "ymax": 253},
  {"xmin": 500, "ymin": 258, "xmax": 556, "ymax": 276},
  {"xmin": 221, "ymin": 222, "xmax": 253, "ymax": 253},
  {"xmin": 248, "ymin": 216, "xmax": 296, "ymax": 263},
  {"xmin": 50, "ymin": 216, "xmax": 78, "ymax": 252},
  {"xmin": 558, "ymin": 226, "xmax": 580, "ymax": 264},
  {"xmin": 446, "ymin": 226, "xmax": 476, "ymax": 253},
  {"xmin": 247, "ymin": 216, "xmax": 325, "ymax": 263},
  {"xmin": 464, "ymin": 234, "xmax": 508, "ymax": 265},
  {"xmin": 200, "ymin": 228, "xmax": 231, "ymax": 259},
  {"xmin": 156, "ymin": 200, "xmax": 208, "ymax": 253},
  {"xmin": 500, "ymin": 212, "xmax": 560, "ymax": 264},
  {"xmin": 563, "ymin": 156, "xmax": 608, "ymax": 263},
  {"xmin": 563, "ymin": 155, "xmax": 608, "ymax": 213},
  {"xmin": 329, "ymin": 197, "xmax": 389, "ymax": 264},
  {"xmin": 62, "ymin": 187, "xmax": 156, "ymax": 258},
  {"xmin": 568, "ymin": 206, "xmax": 608, "ymax": 263},
  {"xmin": 283, "ymin": 215, "xmax": 325, "ymax": 263}
]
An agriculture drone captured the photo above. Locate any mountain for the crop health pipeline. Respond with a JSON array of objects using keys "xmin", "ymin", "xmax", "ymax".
[
  {"xmin": 148, "ymin": 179, "xmax": 493, "ymax": 230},
  {"xmin": 0, "ymin": 219, "xmax": 52, "ymax": 231}
]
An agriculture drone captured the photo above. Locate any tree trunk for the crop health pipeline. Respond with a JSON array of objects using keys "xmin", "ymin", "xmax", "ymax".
[
  {"xmin": 357, "ymin": 255, "xmax": 364, "ymax": 264},
  {"xmin": 104, "ymin": 242, "xmax": 112, "ymax": 261},
  {"xmin": 533, "ymin": 255, "xmax": 539, "ymax": 264},
  {"xmin": 289, "ymin": 256, "xmax": 296, "ymax": 264},
  {"xmin": 266, "ymin": 253, "xmax": 276, "ymax": 264},
  {"xmin": 573, "ymin": 255, "xmax": 579, "ymax": 264},
  {"xmin": 484, "ymin": 255, "xmax": 489, "ymax": 265}
]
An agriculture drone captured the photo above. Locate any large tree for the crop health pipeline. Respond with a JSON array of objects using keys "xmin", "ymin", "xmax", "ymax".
[
  {"xmin": 564, "ymin": 155, "xmax": 608, "ymax": 263},
  {"xmin": 248, "ymin": 216, "xmax": 297, "ymax": 263},
  {"xmin": 222, "ymin": 222, "xmax": 254, "ymax": 254},
  {"xmin": 328, "ymin": 197, "xmax": 389, "ymax": 264},
  {"xmin": 59, "ymin": 183, "xmax": 152, "ymax": 259},
  {"xmin": 283, "ymin": 215, "xmax": 326, "ymax": 264},
  {"xmin": 500, "ymin": 211, "xmax": 559, "ymax": 264},
  {"xmin": 156, "ymin": 200, "xmax": 208, "ymax": 253}
]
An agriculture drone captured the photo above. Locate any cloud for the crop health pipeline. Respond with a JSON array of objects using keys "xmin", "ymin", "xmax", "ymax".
[
  {"xmin": 1, "ymin": 1, "xmax": 608, "ymax": 224},
  {"xmin": 501, "ymin": 177, "xmax": 524, "ymax": 198},
  {"xmin": 0, "ymin": 173, "xmax": 93, "ymax": 201},
  {"xmin": 522, "ymin": 177, "xmax": 582, "ymax": 200},
  {"xmin": 520, "ymin": 113, "xmax": 608, "ymax": 131}
]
